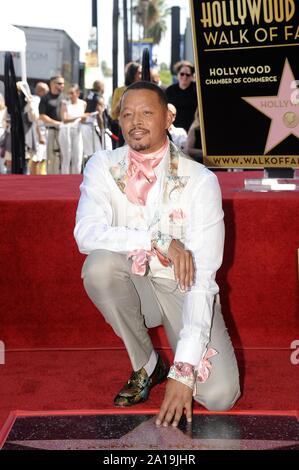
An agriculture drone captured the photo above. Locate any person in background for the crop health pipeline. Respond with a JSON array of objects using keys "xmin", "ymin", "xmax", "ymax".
[
  {"xmin": 166, "ymin": 61, "xmax": 198, "ymax": 133},
  {"xmin": 28, "ymin": 82, "xmax": 49, "ymax": 175},
  {"xmin": 86, "ymin": 80, "xmax": 104, "ymax": 109},
  {"xmin": 17, "ymin": 82, "xmax": 38, "ymax": 175},
  {"xmin": 59, "ymin": 84, "xmax": 86, "ymax": 174},
  {"xmin": 81, "ymin": 88, "xmax": 111, "ymax": 159},
  {"xmin": 39, "ymin": 76, "xmax": 65, "ymax": 174},
  {"xmin": 85, "ymin": 80, "xmax": 105, "ymax": 129},
  {"xmin": 186, "ymin": 107, "xmax": 203, "ymax": 164},
  {"xmin": 0, "ymin": 93, "xmax": 7, "ymax": 174},
  {"xmin": 15, "ymin": 81, "xmax": 49, "ymax": 175},
  {"xmin": 1, "ymin": 108, "xmax": 11, "ymax": 174},
  {"xmin": 167, "ymin": 103, "xmax": 188, "ymax": 151},
  {"xmin": 150, "ymin": 68, "xmax": 166, "ymax": 91},
  {"xmin": 74, "ymin": 81, "xmax": 240, "ymax": 427},
  {"xmin": 110, "ymin": 62, "xmax": 142, "ymax": 147},
  {"xmin": 90, "ymin": 94, "xmax": 109, "ymax": 150}
]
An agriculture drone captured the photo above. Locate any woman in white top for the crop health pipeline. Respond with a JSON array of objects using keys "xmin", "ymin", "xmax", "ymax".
[{"xmin": 59, "ymin": 84, "xmax": 86, "ymax": 174}]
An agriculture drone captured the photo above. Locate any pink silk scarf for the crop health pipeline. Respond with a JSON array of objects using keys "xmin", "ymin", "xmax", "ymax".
[
  {"xmin": 128, "ymin": 247, "xmax": 170, "ymax": 276},
  {"xmin": 126, "ymin": 139, "xmax": 170, "ymax": 275},
  {"xmin": 125, "ymin": 139, "xmax": 169, "ymax": 206}
]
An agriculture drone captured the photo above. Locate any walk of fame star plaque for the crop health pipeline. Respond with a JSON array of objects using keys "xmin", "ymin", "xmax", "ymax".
[{"xmin": 190, "ymin": 0, "xmax": 299, "ymax": 168}]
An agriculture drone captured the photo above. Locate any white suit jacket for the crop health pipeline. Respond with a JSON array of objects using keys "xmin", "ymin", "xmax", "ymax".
[{"xmin": 74, "ymin": 141, "xmax": 224, "ymax": 366}]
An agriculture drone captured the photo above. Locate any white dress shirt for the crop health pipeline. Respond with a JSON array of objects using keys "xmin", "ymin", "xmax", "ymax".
[{"xmin": 74, "ymin": 143, "xmax": 224, "ymax": 367}]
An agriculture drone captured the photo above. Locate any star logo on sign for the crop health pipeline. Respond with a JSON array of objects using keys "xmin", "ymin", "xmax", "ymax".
[{"xmin": 242, "ymin": 59, "xmax": 299, "ymax": 154}]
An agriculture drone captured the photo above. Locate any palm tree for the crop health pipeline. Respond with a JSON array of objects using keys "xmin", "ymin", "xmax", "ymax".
[{"xmin": 134, "ymin": 0, "xmax": 169, "ymax": 45}]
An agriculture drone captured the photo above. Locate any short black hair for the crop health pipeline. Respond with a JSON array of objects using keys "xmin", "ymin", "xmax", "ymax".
[
  {"xmin": 122, "ymin": 81, "xmax": 168, "ymax": 109},
  {"xmin": 124, "ymin": 61, "xmax": 141, "ymax": 86}
]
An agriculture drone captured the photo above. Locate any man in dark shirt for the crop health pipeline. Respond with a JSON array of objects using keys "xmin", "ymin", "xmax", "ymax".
[
  {"xmin": 85, "ymin": 80, "xmax": 104, "ymax": 113},
  {"xmin": 166, "ymin": 61, "xmax": 198, "ymax": 133},
  {"xmin": 39, "ymin": 76, "xmax": 64, "ymax": 174}
]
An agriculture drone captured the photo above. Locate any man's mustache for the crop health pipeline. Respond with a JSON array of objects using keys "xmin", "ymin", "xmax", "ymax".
[{"xmin": 129, "ymin": 127, "xmax": 149, "ymax": 136}]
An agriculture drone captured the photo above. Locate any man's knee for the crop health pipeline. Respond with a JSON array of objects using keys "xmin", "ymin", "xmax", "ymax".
[
  {"xmin": 82, "ymin": 249, "xmax": 124, "ymax": 290},
  {"xmin": 195, "ymin": 382, "xmax": 241, "ymax": 412}
]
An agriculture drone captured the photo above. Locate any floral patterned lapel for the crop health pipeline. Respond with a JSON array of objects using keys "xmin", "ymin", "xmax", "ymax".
[
  {"xmin": 165, "ymin": 142, "xmax": 190, "ymax": 202},
  {"xmin": 149, "ymin": 142, "xmax": 191, "ymax": 239},
  {"xmin": 108, "ymin": 141, "xmax": 190, "ymax": 197},
  {"xmin": 109, "ymin": 155, "xmax": 128, "ymax": 194}
]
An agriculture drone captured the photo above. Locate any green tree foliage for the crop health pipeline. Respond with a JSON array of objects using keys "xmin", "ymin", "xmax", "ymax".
[
  {"xmin": 159, "ymin": 68, "xmax": 172, "ymax": 86},
  {"xmin": 134, "ymin": 0, "xmax": 169, "ymax": 45}
]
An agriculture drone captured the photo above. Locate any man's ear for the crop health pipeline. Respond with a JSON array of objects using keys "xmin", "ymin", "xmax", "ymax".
[{"xmin": 165, "ymin": 108, "xmax": 173, "ymax": 130}]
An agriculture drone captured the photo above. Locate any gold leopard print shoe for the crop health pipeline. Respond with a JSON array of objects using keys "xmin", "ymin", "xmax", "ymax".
[{"xmin": 114, "ymin": 354, "xmax": 168, "ymax": 407}]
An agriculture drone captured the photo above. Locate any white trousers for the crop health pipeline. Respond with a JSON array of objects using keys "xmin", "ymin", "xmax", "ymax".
[
  {"xmin": 59, "ymin": 125, "xmax": 83, "ymax": 174},
  {"xmin": 81, "ymin": 123, "xmax": 102, "ymax": 156}
]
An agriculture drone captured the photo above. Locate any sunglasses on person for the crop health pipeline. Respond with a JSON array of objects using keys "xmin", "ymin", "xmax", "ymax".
[{"xmin": 179, "ymin": 72, "xmax": 192, "ymax": 77}]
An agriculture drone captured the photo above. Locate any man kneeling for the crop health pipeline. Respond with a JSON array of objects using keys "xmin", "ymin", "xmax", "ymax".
[{"xmin": 74, "ymin": 81, "xmax": 240, "ymax": 427}]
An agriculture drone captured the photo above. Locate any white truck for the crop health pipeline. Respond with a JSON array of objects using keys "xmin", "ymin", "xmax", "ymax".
[{"xmin": 0, "ymin": 25, "xmax": 80, "ymax": 89}]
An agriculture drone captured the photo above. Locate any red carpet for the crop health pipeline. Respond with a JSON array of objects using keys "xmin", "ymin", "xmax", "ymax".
[{"xmin": 0, "ymin": 173, "xmax": 298, "ymax": 434}]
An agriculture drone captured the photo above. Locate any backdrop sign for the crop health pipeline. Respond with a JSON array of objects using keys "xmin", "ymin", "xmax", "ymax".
[{"xmin": 190, "ymin": 0, "xmax": 299, "ymax": 168}]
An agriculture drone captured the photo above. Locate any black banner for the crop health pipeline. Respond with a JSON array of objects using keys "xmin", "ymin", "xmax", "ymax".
[{"xmin": 190, "ymin": 0, "xmax": 299, "ymax": 168}]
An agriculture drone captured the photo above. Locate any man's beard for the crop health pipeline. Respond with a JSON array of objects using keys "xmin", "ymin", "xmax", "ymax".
[{"xmin": 131, "ymin": 143, "xmax": 150, "ymax": 152}]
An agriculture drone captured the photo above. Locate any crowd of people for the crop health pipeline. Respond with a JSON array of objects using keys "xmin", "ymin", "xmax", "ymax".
[
  {"xmin": 0, "ymin": 76, "xmax": 112, "ymax": 175},
  {"xmin": 0, "ymin": 59, "xmax": 203, "ymax": 175}
]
